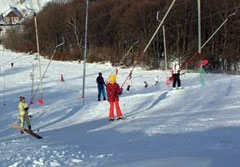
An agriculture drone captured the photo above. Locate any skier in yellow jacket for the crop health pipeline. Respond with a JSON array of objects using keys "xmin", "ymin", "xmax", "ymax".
[{"xmin": 18, "ymin": 96, "xmax": 31, "ymax": 132}]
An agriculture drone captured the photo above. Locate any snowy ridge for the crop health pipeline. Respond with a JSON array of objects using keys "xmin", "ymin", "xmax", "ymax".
[{"xmin": 0, "ymin": 46, "xmax": 240, "ymax": 167}]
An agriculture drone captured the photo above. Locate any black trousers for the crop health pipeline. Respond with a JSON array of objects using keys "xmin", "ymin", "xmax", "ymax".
[{"xmin": 173, "ymin": 73, "xmax": 181, "ymax": 88}]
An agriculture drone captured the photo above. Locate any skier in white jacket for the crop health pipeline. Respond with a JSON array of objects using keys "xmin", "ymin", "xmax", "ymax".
[
  {"xmin": 155, "ymin": 76, "xmax": 159, "ymax": 86},
  {"xmin": 171, "ymin": 61, "xmax": 182, "ymax": 89}
]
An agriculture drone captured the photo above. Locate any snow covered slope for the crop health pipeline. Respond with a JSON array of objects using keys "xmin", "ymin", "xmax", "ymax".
[{"xmin": 0, "ymin": 46, "xmax": 240, "ymax": 167}]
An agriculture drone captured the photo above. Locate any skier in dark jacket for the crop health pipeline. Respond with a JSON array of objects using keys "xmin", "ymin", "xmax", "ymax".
[{"xmin": 96, "ymin": 72, "xmax": 106, "ymax": 101}]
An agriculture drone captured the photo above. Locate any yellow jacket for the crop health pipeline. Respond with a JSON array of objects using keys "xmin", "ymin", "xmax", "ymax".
[{"xmin": 18, "ymin": 101, "xmax": 28, "ymax": 117}]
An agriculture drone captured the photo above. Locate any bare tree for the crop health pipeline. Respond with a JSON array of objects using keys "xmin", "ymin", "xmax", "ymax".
[{"xmin": 68, "ymin": 14, "xmax": 83, "ymax": 59}]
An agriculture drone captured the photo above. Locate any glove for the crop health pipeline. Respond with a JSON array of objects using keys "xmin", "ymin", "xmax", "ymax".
[
  {"xmin": 25, "ymin": 107, "xmax": 29, "ymax": 111},
  {"xmin": 119, "ymin": 88, "xmax": 123, "ymax": 95}
]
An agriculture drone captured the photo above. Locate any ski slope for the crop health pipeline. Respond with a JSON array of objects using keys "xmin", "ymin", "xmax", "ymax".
[{"xmin": 0, "ymin": 46, "xmax": 240, "ymax": 167}]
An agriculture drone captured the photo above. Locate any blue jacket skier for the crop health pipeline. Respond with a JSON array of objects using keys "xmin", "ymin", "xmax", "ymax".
[{"xmin": 96, "ymin": 72, "xmax": 106, "ymax": 101}]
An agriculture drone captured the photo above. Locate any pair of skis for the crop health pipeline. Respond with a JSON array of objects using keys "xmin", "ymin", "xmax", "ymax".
[{"xmin": 10, "ymin": 124, "xmax": 42, "ymax": 139}]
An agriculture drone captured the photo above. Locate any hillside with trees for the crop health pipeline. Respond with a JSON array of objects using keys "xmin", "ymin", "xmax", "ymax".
[{"xmin": 2, "ymin": 0, "xmax": 240, "ymax": 71}]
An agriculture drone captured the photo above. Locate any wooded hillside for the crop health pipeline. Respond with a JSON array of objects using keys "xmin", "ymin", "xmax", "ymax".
[{"xmin": 2, "ymin": 0, "xmax": 240, "ymax": 71}]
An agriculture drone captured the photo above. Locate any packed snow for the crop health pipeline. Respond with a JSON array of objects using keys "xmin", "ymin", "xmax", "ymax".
[{"xmin": 0, "ymin": 45, "xmax": 240, "ymax": 167}]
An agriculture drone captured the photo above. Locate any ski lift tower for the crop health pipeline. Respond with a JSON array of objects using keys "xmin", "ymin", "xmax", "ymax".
[
  {"xmin": 197, "ymin": 0, "xmax": 201, "ymax": 55},
  {"xmin": 156, "ymin": 11, "xmax": 168, "ymax": 79},
  {"xmin": 82, "ymin": 0, "xmax": 89, "ymax": 104},
  {"xmin": 25, "ymin": 2, "xmax": 43, "ymax": 102}
]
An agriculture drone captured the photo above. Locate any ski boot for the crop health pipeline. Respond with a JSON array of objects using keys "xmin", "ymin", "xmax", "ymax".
[
  {"xmin": 28, "ymin": 126, "xmax": 32, "ymax": 132},
  {"xmin": 117, "ymin": 117, "xmax": 123, "ymax": 120},
  {"xmin": 109, "ymin": 118, "xmax": 114, "ymax": 122}
]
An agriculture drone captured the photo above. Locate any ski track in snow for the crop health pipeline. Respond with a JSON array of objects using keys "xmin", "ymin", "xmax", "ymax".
[{"xmin": 0, "ymin": 46, "xmax": 240, "ymax": 167}]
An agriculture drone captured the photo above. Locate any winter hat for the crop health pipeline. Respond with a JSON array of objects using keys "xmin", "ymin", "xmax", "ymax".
[
  {"xmin": 99, "ymin": 72, "xmax": 102, "ymax": 76},
  {"xmin": 19, "ymin": 96, "xmax": 25, "ymax": 101},
  {"xmin": 109, "ymin": 75, "xmax": 116, "ymax": 84}
]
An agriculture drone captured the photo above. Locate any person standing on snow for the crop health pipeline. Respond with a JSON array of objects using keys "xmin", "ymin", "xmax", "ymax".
[
  {"xmin": 126, "ymin": 77, "xmax": 132, "ymax": 92},
  {"xmin": 144, "ymin": 81, "xmax": 148, "ymax": 88},
  {"xmin": 106, "ymin": 75, "xmax": 123, "ymax": 121},
  {"xmin": 171, "ymin": 61, "xmax": 182, "ymax": 89},
  {"xmin": 155, "ymin": 76, "xmax": 159, "ymax": 86},
  {"xmin": 18, "ymin": 96, "xmax": 31, "ymax": 133},
  {"xmin": 96, "ymin": 72, "xmax": 106, "ymax": 101}
]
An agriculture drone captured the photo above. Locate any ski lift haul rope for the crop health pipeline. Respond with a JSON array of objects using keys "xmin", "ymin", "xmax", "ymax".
[
  {"xmin": 121, "ymin": 0, "xmax": 177, "ymax": 88},
  {"xmin": 28, "ymin": 38, "xmax": 65, "ymax": 107}
]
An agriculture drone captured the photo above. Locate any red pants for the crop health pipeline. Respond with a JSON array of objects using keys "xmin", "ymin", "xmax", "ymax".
[{"xmin": 109, "ymin": 101, "xmax": 122, "ymax": 119}]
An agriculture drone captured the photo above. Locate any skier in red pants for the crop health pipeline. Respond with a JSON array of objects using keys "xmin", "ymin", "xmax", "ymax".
[{"xmin": 106, "ymin": 75, "xmax": 123, "ymax": 121}]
